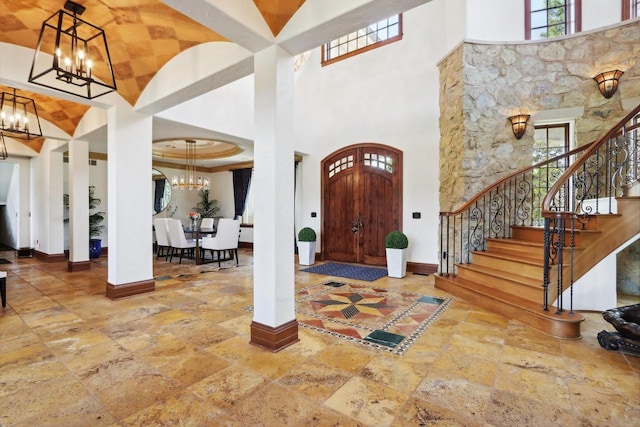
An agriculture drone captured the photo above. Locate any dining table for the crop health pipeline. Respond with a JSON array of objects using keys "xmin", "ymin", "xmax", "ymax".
[{"xmin": 183, "ymin": 227, "xmax": 215, "ymax": 265}]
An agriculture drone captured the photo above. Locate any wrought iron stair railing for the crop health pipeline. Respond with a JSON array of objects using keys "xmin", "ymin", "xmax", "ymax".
[
  {"xmin": 439, "ymin": 104, "xmax": 640, "ymax": 316},
  {"xmin": 439, "ymin": 144, "xmax": 592, "ymax": 276},
  {"xmin": 541, "ymin": 104, "xmax": 640, "ymax": 313}
]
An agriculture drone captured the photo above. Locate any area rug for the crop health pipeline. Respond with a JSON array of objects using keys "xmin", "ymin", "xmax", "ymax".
[
  {"xmin": 301, "ymin": 262, "xmax": 388, "ymax": 282},
  {"xmin": 0, "ymin": 258, "xmax": 11, "ymax": 264},
  {"xmin": 245, "ymin": 281, "xmax": 451, "ymax": 355}
]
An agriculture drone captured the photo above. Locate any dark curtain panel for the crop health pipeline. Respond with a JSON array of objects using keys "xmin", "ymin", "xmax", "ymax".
[
  {"xmin": 154, "ymin": 179, "xmax": 166, "ymax": 213},
  {"xmin": 232, "ymin": 168, "xmax": 253, "ymax": 219}
]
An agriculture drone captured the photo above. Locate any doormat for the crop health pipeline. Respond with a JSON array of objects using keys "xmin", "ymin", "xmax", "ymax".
[
  {"xmin": 245, "ymin": 281, "xmax": 451, "ymax": 355},
  {"xmin": 301, "ymin": 262, "xmax": 388, "ymax": 282},
  {"xmin": 0, "ymin": 259, "xmax": 11, "ymax": 264}
]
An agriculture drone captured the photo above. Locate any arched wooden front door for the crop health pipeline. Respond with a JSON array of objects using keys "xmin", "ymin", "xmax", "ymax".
[{"xmin": 322, "ymin": 144, "xmax": 402, "ymax": 266}]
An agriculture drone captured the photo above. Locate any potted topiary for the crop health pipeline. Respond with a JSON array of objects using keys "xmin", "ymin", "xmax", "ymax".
[
  {"xmin": 385, "ymin": 230, "xmax": 408, "ymax": 278},
  {"xmin": 297, "ymin": 227, "xmax": 317, "ymax": 266}
]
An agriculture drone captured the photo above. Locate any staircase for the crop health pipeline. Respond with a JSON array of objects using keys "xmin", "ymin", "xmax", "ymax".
[{"xmin": 435, "ymin": 105, "xmax": 640, "ymax": 339}]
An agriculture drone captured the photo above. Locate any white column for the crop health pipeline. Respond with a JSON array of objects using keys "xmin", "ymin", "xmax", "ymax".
[
  {"xmin": 106, "ymin": 104, "xmax": 154, "ymax": 298},
  {"xmin": 30, "ymin": 140, "xmax": 65, "ymax": 257},
  {"xmin": 68, "ymin": 139, "xmax": 90, "ymax": 268},
  {"xmin": 251, "ymin": 45, "xmax": 298, "ymax": 351}
]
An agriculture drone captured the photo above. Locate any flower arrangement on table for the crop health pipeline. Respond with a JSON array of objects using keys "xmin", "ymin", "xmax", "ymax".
[{"xmin": 188, "ymin": 211, "xmax": 201, "ymax": 229}]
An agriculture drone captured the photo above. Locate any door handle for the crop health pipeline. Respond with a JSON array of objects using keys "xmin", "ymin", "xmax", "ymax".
[{"xmin": 352, "ymin": 216, "xmax": 364, "ymax": 234}]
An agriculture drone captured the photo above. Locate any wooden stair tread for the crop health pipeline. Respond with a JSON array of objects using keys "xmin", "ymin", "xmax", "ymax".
[
  {"xmin": 443, "ymin": 275, "xmax": 558, "ymax": 314},
  {"xmin": 435, "ymin": 274, "xmax": 584, "ymax": 333}
]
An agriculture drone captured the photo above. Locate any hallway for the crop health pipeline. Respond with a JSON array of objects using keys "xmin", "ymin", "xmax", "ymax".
[{"xmin": 0, "ymin": 249, "xmax": 638, "ymax": 426}]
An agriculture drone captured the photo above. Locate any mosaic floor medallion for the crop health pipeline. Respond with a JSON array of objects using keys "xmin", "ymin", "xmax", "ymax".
[{"xmin": 247, "ymin": 281, "xmax": 452, "ymax": 355}]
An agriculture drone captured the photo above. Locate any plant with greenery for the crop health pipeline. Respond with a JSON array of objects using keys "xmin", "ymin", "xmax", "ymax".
[
  {"xmin": 385, "ymin": 230, "xmax": 408, "ymax": 249},
  {"xmin": 192, "ymin": 189, "xmax": 220, "ymax": 218},
  {"xmin": 63, "ymin": 186, "xmax": 105, "ymax": 239},
  {"xmin": 298, "ymin": 227, "xmax": 316, "ymax": 242}
]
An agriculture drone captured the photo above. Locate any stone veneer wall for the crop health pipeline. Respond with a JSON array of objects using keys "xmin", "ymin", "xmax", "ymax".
[{"xmin": 438, "ymin": 20, "xmax": 640, "ymax": 211}]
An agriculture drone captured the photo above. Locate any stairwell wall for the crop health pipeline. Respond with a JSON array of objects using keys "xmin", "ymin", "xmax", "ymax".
[{"xmin": 438, "ymin": 19, "xmax": 640, "ymax": 211}]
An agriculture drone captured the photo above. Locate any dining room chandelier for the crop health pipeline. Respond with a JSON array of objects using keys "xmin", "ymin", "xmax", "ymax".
[
  {"xmin": 171, "ymin": 139, "xmax": 210, "ymax": 191},
  {"xmin": 28, "ymin": 0, "xmax": 117, "ymax": 99},
  {"xmin": 0, "ymin": 87, "xmax": 43, "ymax": 140}
]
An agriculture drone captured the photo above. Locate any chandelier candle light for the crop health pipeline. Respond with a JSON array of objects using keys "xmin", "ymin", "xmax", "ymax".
[{"xmin": 172, "ymin": 139, "xmax": 210, "ymax": 191}]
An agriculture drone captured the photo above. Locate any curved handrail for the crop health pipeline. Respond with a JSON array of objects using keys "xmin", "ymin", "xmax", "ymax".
[
  {"xmin": 440, "ymin": 143, "xmax": 593, "ymax": 216},
  {"xmin": 542, "ymin": 103, "xmax": 640, "ymax": 215}
]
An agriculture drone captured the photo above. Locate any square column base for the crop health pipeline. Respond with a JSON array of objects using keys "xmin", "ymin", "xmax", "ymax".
[{"xmin": 250, "ymin": 319, "xmax": 299, "ymax": 352}]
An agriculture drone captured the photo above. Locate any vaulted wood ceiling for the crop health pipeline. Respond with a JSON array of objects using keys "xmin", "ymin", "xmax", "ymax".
[{"xmin": 0, "ymin": 0, "xmax": 306, "ymax": 106}]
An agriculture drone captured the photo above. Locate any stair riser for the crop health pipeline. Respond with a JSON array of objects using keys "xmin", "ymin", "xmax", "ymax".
[
  {"xmin": 471, "ymin": 254, "xmax": 543, "ymax": 279},
  {"xmin": 511, "ymin": 228, "xmax": 593, "ymax": 246},
  {"xmin": 487, "ymin": 244, "xmax": 545, "ymax": 260},
  {"xmin": 434, "ymin": 276, "xmax": 582, "ymax": 339},
  {"xmin": 456, "ymin": 267, "xmax": 541, "ymax": 303}
]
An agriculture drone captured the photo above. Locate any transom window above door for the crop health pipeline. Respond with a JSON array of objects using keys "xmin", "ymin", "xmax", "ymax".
[
  {"xmin": 363, "ymin": 153, "xmax": 393, "ymax": 173},
  {"xmin": 328, "ymin": 155, "xmax": 354, "ymax": 178}
]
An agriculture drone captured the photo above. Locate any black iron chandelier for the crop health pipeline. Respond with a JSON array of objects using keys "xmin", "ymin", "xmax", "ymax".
[
  {"xmin": 0, "ymin": 87, "xmax": 43, "ymax": 140},
  {"xmin": 28, "ymin": 0, "xmax": 117, "ymax": 99}
]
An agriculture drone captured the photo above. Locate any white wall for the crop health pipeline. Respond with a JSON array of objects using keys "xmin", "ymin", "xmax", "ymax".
[
  {"xmin": 582, "ymin": 0, "xmax": 621, "ymax": 32},
  {"xmin": 466, "ymin": 0, "xmax": 523, "ymax": 41},
  {"xmin": 292, "ymin": 2, "xmax": 463, "ymax": 265}
]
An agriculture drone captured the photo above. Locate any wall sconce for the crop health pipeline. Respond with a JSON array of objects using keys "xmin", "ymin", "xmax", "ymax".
[
  {"xmin": 593, "ymin": 70, "xmax": 623, "ymax": 99},
  {"xmin": 508, "ymin": 114, "xmax": 530, "ymax": 139}
]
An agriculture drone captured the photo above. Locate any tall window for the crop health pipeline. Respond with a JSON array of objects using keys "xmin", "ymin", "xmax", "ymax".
[
  {"xmin": 532, "ymin": 123, "xmax": 571, "ymax": 223},
  {"xmin": 526, "ymin": 0, "xmax": 582, "ymax": 40},
  {"xmin": 622, "ymin": 0, "xmax": 639, "ymax": 19},
  {"xmin": 321, "ymin": 15, "xmax": 402, "ymax": 66}
]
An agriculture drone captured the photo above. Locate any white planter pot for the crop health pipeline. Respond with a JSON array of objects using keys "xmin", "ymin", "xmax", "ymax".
[
  {"xmin": 297, "ymin": 241, "xmax": 316, "ymax": 266},
  {"xmin": 386, "ymin": 247, "xmax": 407, "ymax": 278}
]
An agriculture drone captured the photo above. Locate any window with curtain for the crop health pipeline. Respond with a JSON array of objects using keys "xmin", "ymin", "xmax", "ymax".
[
  {"xmin": 525, "ymin": 0, "xmax": 581, "ymax": 40},
  {"xmin": 232, "ymin": 168, "xmax": 253, "ymax": 224},
  {"xmin": 622, "ymin": 0, "xmax": 639, "ymax": 19}
]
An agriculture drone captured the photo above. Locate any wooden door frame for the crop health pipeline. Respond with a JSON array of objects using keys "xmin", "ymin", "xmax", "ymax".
[{"xmin": 321, "ymin": 143, "xmax": 403, "ymax": 264}]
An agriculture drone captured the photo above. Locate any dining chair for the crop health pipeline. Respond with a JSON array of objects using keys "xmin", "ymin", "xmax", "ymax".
[
  {"xmin": 200, "ymin": 218, "xmax": 214, "ymax": 229},
  {"xmin": 153, "ymin": 218, "xmax": 172, "ymax": 260},
  {"xmin": 166, "ymin": 219, "xmax": 197, "ymax": 264},
  {"xmin": 201, "ymin": 218, "xmax": 240, "ymax": 267}
]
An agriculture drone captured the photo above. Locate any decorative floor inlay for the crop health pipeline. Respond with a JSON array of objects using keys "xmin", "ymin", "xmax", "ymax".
[{"xmin": 246, "ymin": 281, "xmax": 451, "ymax": 355}]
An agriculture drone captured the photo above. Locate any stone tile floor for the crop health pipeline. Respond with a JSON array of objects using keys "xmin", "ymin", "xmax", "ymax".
[{"xmin": 0, "ymin": 249, "xmax": 638, "ymax": 426}]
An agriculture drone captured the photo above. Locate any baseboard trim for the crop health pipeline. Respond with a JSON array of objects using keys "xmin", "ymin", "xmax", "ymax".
[
  {"xmin": 67, "ymin": 260, "xmax": 91, "ymax": 272},
  {"xmin": 250, "ymin": 319, "xmax": 299, "ymax": 352},
  {"xmin": 239, "ymin": 242, "xmax": 253, "ymax": 249},
  {"xmin": 33, "ymin": 250, "xmax": 66, "ymax": 263},
  {"xmin": 16, "ymin": 247, "xmax": 32, "ymax": 258},
  {"xmin": 106, "ymin": 279, "xmax": 155, "ymax": 300},
  {"xmin": 407, "ymin": 262, "xmax": 438, "ymax": 275}
]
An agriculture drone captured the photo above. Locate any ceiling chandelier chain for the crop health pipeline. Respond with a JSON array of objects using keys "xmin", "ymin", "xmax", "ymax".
[
  {"xmin": 172, "ymin": 139, "xmax": 210, "ymax": 191},
  {"xmin": 28, "ymin": 0, "xmax": 117, "ymax": 100},
  {"xmin": 0, "ymin": 87, "xmax": 43, "ymax": 140}
]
